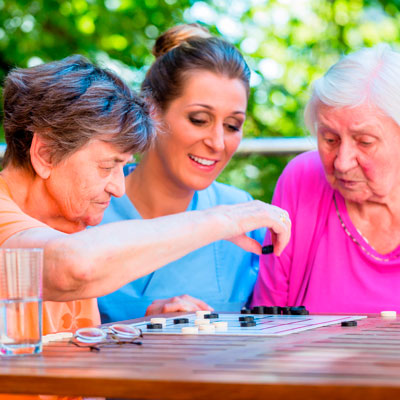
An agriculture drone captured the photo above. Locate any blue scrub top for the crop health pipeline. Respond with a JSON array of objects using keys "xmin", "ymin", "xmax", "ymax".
[{"xmin": 97, "ymin": 171, "xmax": 266, "ymax": 323}]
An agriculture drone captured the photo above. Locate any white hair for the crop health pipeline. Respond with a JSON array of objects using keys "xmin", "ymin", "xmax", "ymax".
[{"xmin": 304, "ymin": 43, "xmax": 400, "ymax": 134}]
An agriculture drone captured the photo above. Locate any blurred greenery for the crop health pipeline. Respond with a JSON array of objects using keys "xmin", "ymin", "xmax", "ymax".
[{"xmin": 1, "ymin": 0, "xmax": 400, "ymax": 201}]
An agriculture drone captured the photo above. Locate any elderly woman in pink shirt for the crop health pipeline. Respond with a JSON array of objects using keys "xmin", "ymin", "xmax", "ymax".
[{"xmin": 252, "ymin": 44, "xmax": 400, "ymax": 313}]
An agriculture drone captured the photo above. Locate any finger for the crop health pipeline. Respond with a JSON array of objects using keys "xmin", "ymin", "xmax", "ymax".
[
  {"xmin": 216, "ymin": 200, "xmax": 287, "ymax": 236},
  {"xmin": 228, "ymin": 234, "xmax": 263, "ymax": 255},
  {"xmin": 269, "ymin": 205, "xmax": 291, "ymax": 227},
  {"xmin": 270, "ymin": 231, "xmax": 279, "ymax": 255},
  {"xmin": 150, "ymin": 299, "xmax": 167, "ymax": 305},
  {"xmin": 263, "ymin": 207, "xmax": 291, "ymax": 256},
  {"xmin": 181, "ymin": 295, "xmax": 213, "ymax": 310},
  {"xmin": 259, "ymin": 205, "xmax": 291, "ymax": 256},
  {"xmin": 145, "ymin": 297, "xmax": 178, "ymax": 315},
  {"xmin": 162, "ymin": 303, "xmax": 189, "ymax": 313},
  {"xmin": 270, "ymin": 221, "xmax": 290, "ymax": 256},
  {"xmin": 145, "ymin": 304, "xmax": 163, "ymax": 315},
  {"xmin": 271, "ymin": 228, "xmax": 287, "ymax": 256},
  {"xmin": 162, "ymin": 300, "xmax": 200, "ymax": 313}
]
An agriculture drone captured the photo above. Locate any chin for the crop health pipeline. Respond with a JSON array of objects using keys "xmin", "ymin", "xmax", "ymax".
[
  {"xmin": 84, "ymin": 213, "xmax": 105, "ymax": 227},
  {"xmin": 190, "ymin": 181, "xmax": 215, "ymax": 192},
  {"xmin": 338, "ymin": 189, "xmax": 371, "ymax": 204},
  {"xmin": 190, "ymin": 174, "xmax": 221, "ymax": 191}
]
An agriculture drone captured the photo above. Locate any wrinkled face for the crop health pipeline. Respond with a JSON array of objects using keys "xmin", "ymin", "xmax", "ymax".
[
  {"xmin": 152, "ymin": 71, "xmax": 248, "ymax": 192},
  {"xmin": 47, "ymin": 139, "xmax": 132, "ymax": 227},
  {"xmin": 316, "ymin": 101, "xmax": 400, "ymax": 204}
]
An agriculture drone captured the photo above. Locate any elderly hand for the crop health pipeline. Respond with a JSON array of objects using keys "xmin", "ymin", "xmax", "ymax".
[
  {"xmin": 145, "ymin": 294, "xmax": 213, "ymax": 315},
  {"xmin": 212, "ymin": 200, "xmax": 291, "ymax": 256}
]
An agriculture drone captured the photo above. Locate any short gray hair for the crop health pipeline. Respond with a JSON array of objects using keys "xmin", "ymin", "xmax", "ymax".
[
  {"xmin": 304, "ymin": 43, "xmax": 400, "ymax": 134},
  {"xmin": 3, "ymin": 55, "xmax": 155, "ymax": 172}
]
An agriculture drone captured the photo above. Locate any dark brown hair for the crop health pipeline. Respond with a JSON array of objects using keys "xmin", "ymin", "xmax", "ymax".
[
  {"xmin": 3, "ymin": 54, "xmax": 154, "ymax": 171},
  {"xmin": 142, "ymin": 24, "xmax": 250, "ymax": 111}
]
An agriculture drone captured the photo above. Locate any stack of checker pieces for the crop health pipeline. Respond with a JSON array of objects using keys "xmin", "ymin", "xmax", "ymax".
[
  {"xmin": 238, "ymin": 306, "xmax": 309, "ymax": 328},
  {"xmin": 241, "ymin": 306, "xmax": 361, "ymax": 327},
  {"xmin": 241, "ymin": 305, "xmax": 310, "ymax": 316}
]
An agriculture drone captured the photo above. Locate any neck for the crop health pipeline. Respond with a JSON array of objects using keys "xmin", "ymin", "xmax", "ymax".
[
  {"xmin": 1, "ymin": 167, "xmax": 85, "ymax": 233},
  {"xmin": 345, "ymin": 195, "xmax": 400, "ymax": 253},
  {"xmin": 346, "ymin": 194, "xmax": 400, "ymax": 225},
  {"xmin": 125, "ymin": 154, "xmax": 195, "ymax": 219}
]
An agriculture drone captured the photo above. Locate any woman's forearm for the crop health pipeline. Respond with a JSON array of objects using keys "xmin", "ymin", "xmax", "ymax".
[{"xmin": 44, "ymin": 208, "xmax": 228, "ymax": 300}]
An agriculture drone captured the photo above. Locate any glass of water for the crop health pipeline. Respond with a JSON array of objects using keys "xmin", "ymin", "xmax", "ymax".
[{"xmin": 0, "ymin": 248, "xmax": 43, "ymax": 356}]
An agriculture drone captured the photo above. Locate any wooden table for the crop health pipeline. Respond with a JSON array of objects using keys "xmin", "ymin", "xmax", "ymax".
[{"xmin": 1, "ymin": 314, "xmax": 400, "ymax": 399}]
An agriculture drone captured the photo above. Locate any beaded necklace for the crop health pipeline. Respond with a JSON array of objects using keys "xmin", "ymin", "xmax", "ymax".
[{"xmin": 334, "ymin": 195, "xmax": 400, "ymax": 262}]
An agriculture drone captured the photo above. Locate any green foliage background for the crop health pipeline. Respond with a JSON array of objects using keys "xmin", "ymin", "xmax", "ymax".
[{"xmin": 1, "ymin": 0, "xmax": 400, "ymax": 201}]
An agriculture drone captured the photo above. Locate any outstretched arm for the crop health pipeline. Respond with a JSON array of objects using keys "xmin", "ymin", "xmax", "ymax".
[{"xmin": 3, "ymin": 200, "xmax": 290, "ymax": 302}]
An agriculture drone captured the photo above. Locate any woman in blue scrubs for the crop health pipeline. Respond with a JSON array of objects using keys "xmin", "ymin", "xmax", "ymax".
[{"xmin": 98, "ymin": 24, "xmax": 266, "ymax": 322}]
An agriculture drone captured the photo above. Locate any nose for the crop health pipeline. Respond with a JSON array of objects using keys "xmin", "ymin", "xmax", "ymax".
[
  {"xmin": 106, "ymin": 167, "xmax": 126, "ymax": 198},
  {"xmin": 334, "ymin": 141, "xmax": 358, "ymax": 173},
  {"xmin": 203, "ymin": 123, "xmax": 225, "ymax": 152}
]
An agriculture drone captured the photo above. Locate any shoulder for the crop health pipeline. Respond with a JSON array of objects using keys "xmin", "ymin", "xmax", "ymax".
[
  {"xmin": 0, "ymin": 177, "xmax": 47, "ymax": 245},
  {"xmin": 0, "ymin": 178, "xmax": 35, "ymax": 217},
  {"xmin": 200, "ymin": 181, "xmax": 253, "ymax": 206},
  {"xmin": 282, "ymin": 150, "xmax": 324, "ymax": 180},
  {"xmin": 275, "ymin": 151, "xmax": 328, "ymax": 195},
  {"xmin": 273, "ymin": 150, "xmax": 333, "ymax": 214}
]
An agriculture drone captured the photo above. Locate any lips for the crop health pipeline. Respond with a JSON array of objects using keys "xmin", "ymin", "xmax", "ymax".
[
  {"xmin": 337, "ymin": 178, "xmax": 361, "ymax": 188},
  {"xmin": 188, "ymin": 154, "xmax": 218, "ymax": 167},
  {"xmin": 96, "ymin": 200, "xmax": 110, "ymax": 207}
]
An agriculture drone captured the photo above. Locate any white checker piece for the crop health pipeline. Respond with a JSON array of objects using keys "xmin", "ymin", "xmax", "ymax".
[
  {"xmin": 199, "ymin": 324, "xmax": 215, "ymax": 333},
  {"xmin": 194, "ymin": 318, "xmax": 210, "ymax": 325},
  {"xmin": 196, "ymin": 310, "xmax": 211, "ymax": 318},
  {"xmin": 130, "ymin": 313, "xmax": 367, "ymax": 336},
  {"xmin": 213, "ymin": 321, "xmax": 228, "ymax": 331},
  {"xmin": 150, "ymin": 317, "xmax": 167, "ymax": 327},
  {"xmin": 381, "ymin": 311, "xmax": 397, "ymax": 318}
]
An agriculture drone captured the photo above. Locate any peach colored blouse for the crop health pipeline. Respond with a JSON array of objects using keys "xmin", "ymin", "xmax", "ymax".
[{"xmin": 0, "ymin": 176, "xmax": 100, "ymax": 399}]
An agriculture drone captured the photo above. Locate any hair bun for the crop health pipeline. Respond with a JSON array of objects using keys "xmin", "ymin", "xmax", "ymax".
[{"xmin": 152, "ymin": 23, "xmax": 212, "ymax": 58}]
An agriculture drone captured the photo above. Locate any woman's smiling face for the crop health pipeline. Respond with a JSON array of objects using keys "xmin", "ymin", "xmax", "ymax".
[{"xmin": 151, "ymin": 70, "xmax": 248, "ymax": 192}]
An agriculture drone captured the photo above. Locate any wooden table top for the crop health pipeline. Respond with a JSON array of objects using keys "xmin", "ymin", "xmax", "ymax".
[{"xmin": 1, "ymin": 313, "xmax": 400, "ymax": 399}]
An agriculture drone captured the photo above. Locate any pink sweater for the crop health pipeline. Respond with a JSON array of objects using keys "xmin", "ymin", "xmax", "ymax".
[{"xmin": 252, "ymin": 151, "xmax": 400, "ymax": 313}]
